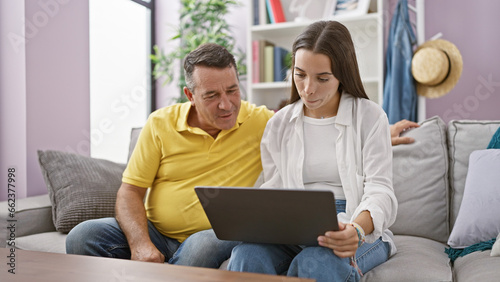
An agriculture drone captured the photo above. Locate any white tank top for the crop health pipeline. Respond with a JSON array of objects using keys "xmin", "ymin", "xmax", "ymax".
[{"xmin": 302, "ymin": 115, "xmax": 345, "ymax": 200}]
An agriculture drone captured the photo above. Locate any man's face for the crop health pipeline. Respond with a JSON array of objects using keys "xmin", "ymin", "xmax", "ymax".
[{"xmin": 185, "ymin": 65, "xmax": 241, "ymax": 137}]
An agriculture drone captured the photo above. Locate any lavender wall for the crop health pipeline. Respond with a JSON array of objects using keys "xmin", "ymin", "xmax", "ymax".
[
  {"xmin": 0, "ymin": 1, "xmax": 28, "ymax": 200},
  {"xmin": 424, "ymin": 0, "xmax": 500, "ymax": 123},
  {"xmin": 25, "ymin": 0, "xmax": 91, "ymax": 197},
  {"xmin": 0, "ymin": 0, "xmax": 90, "ymax": 201}
]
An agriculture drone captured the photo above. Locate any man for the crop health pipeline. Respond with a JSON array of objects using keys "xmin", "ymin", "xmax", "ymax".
[
  {"xmin": 390, "ymin": 119, "xmax": 420, "ymax": 145},
  {"xmin": 66, "ymin": 43, "xmax": 274, "ymax": 268}
]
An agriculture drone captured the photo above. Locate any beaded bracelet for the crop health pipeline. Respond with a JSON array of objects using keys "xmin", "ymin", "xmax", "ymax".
[{"xmin": 350, "ymin": 222, "xmax": 366, "ymax": 247}]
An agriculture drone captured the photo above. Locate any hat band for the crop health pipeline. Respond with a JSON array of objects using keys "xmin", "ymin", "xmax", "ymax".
[{"xmin": 428, "ymin": 50, "xmax": 452, "ymax": 87}]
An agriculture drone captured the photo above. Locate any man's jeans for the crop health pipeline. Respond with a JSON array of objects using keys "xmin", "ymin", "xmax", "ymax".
[
  {"xmin": 227, "ymin": 200, "xmax": 391, "ymax": 282},
  {"xmin": 66, "ymin": 217, "xmax": 238, "ymax": 268}
]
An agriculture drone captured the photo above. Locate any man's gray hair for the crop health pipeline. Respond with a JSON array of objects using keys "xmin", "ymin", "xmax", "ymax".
[{"xmin": 183, "ymin": 43, "xmax": 238, "ymax": 92}]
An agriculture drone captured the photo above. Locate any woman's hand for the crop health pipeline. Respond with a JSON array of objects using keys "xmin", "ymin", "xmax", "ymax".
[{"xmin": 317, "ymin": 222, "xmax": 359, "ymax": 258}]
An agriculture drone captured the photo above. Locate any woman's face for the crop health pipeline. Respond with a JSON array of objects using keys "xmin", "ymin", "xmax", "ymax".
[{"xmin": 294, "ymin": 49, "xmax": 341, "ymax": 118}]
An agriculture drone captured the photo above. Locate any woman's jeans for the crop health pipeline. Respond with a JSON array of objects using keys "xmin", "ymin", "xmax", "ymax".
[
  {"xmin": 66, "ymin": 217, "xmax": 238, "ymax": 268},
  {"xmin": 227, "ymin": 200, "xmax": 391, "ymax": 282}
]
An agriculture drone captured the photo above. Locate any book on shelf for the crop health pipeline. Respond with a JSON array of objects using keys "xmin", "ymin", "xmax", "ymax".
[
  {"xmin": 273, "ymin": 46, "xmax": 289, "ymax": 82},
  {"xmin": 266, "ymin": 0, "xmax": 286, "ymax": 23},
  {"xmin": 264, "ymin": 45, "xmax": 275, "ymax": 82},
  {"xmin": 252, "ymin": 40, "xmax": 275, "ymax": 83},
  {"xmin": 252, "ymin": 40, "xmax": 291, "ymax": 84},
  {"xmin": 252, "ymin": 41, "xmax": 260, "ymax": 83},
  {"xmin": 253, "ymin": 0, "xmax": 259, "ymax": 25},
  {"xmin": 253, "ymin": 0, "xmax": 270, "ymax": 25}
]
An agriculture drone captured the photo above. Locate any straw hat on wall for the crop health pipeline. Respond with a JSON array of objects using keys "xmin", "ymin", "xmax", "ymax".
[{"xmin": 411, "ymin": 39, "xmax": 463, "ymax": 98}]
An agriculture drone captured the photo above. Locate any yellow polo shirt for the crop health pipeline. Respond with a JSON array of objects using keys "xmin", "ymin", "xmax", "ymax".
[{"xmin": 122, "ymin": 101, "xmax": 274, "ymax": 242}]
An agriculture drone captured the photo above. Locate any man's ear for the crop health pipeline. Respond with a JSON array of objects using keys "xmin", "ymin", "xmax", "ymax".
[{"xmin": 184, "ymin": 87, "xmax": 194, "ymax": 104}]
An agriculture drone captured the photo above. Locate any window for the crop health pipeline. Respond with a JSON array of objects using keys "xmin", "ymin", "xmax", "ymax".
[{"xmin": 89, "ymin": 0, "xmax": 154, "ymax": 163}]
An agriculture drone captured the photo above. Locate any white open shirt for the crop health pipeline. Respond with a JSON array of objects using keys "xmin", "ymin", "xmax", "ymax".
[{"xmin": 260, "ymin": 92, "xmax": 398, "ymax": 256}]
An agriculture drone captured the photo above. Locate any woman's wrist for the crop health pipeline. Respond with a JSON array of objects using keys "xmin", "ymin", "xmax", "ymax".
[{"xmin": 350, "ymin": 222, "xmax": 366, "ymax": 247}]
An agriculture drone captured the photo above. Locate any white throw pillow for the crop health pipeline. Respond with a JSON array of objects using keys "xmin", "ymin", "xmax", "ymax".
[{"xmin": 448, "ymin": 149, "xmax": 500, "ymax": 248}]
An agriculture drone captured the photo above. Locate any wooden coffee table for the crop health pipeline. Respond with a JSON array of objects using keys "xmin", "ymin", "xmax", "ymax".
[{"xmin": 0, "ymin": 248, "xmax": 315, "ymax": 281}]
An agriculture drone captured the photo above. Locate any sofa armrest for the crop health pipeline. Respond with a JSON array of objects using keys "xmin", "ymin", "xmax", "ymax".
[{"xmin": 0, "ymin": 194, "xmax": 56, "ymax": 247}]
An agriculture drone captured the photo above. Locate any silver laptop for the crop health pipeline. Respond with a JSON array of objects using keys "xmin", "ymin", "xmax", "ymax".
[{"xmin": 194, "ymin": 186, "xmax": 339, "ymax": 246}]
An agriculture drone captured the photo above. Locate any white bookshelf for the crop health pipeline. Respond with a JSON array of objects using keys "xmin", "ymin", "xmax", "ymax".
[{"xmin": 246, "ymin": 0, "xmax": 384, "ymax": 110}]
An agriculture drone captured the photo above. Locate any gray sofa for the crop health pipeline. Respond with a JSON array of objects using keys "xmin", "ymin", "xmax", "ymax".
[{"xmin": 2, "ymin": 116, "xmax": 500, "ymax": 281}]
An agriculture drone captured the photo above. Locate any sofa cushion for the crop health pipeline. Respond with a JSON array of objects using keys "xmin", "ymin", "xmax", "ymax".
[
  {"xmin": 361, "ymin": 235, "xmax": 452, "ymax": 282},
  {"xmin": 447, "ymin": 149, "xmax": 500, "ymax": 248},
  {"xmin": 452, "ymin": 249, "xmax": 500, "ymax": 281},
  {"xmin": 16, "ymin": 232, "xmax": 67, "ymax": 254},
  {"xmin": 390, "ymin": 116, "xmax": 449, "ymax": 243},
  {"xmin": 0, "ymin": 194, "xmax": 55, "ymax": 248},
  {"xmin": 128, "ymin": 127, "xmax": 142, "ymax": 161},
  {"xmin": 38, "ymin": 150, "xmax": 126, "ymax": 233},
  {"xmin": 447, "ymin": 120, "xmax": 500, "ymax": 229}
]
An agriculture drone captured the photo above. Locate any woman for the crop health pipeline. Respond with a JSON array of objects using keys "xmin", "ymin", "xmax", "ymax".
[{"xmin": 227, "ymin": 21, "xmax": 398, "ymax": 281}]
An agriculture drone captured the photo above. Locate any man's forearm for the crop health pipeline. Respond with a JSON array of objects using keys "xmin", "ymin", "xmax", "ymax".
[
  {"xmin": 115, "ymin": 183, "xmax": 164, "ymax": 262},
  {"xmin": 115, "ymin": 183, "xmax": 150, "ymax": 248}
]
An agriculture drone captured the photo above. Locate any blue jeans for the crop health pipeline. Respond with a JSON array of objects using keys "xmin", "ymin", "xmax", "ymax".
[
  {"xmin": 66, "ymin": 217, "xmax": 238, "ymax": 268},
  {"xmin": 227, "ymin": 200, "xmax": 391, "ymax": 282}
]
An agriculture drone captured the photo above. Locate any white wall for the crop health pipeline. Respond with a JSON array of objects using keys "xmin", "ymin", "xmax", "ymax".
[{"xmin": 154, "ymin": 0, "xmax": 181, "ymax": 108}]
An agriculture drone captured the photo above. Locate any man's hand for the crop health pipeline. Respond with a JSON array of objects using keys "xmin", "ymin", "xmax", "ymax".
[
  {"xmin": 317, "ymin": 222, "xmax": 359, "ymax": 258},
  {"xmin": 130, "ymin": 242, "xmax": 165, "ymax": 263},
  {"xmin": 390, "ymin": 119, "xmax": 420, "ymax": 146}
]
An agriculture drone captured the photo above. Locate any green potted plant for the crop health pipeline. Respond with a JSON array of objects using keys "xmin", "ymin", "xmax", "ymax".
[{"xmin": 151, "ymin": 0, "xmax": 246, "ymax": 103}]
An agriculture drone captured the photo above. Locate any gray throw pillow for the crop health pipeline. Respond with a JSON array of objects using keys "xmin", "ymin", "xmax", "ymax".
[
  {"xmin": 390, "ymin": 116, "xmax": 450, "ymax": 243},
  {"xmin": 38, "ymin": 150, "xmax": 126, "ymax": 233}
]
